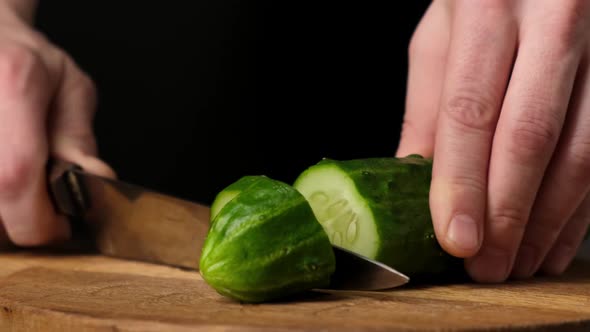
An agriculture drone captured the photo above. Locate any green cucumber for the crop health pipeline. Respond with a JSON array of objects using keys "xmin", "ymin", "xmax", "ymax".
[
  {"xmin": 199, "ymin": 175, "xmax": 336, "ymax": 303},
  {"xmin": 293, "ymin": 155, "xmax": 462, "ymax": 278},
  {"xmin": 210, "ymin": 175, "xmax": 264, "ymax": 220}
]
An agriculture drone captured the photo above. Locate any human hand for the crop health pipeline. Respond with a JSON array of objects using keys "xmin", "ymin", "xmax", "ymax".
[
  {"xmin": 0, "ymin": 1, "xmax": 115, "ymax": 247},
  {"xmin": 397, "ymin": 0, "xmax": 590, "ymax": 282}
]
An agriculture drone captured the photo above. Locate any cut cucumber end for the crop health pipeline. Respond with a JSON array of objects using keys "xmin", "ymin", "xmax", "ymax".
[
  {"xmin": 210, "ymin": 176, "xmax": 267, "ymax": 220},
  {"xmin": 294, "ymin": 164, "xmax": 379, "ymax": 259},
  {"xmin": 210, "ymin": 190, "xmax": 239, "ymax": 220}
]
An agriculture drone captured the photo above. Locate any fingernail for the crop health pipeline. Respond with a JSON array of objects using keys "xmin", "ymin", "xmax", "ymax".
[
  {"xmin": 447, "ymin": 214, "xmax": 480, "ymax": 252},
  {"xmin": 543, "ymin": 244, "xmax": 575, "ymax": 275},
  {"xmin": 512, "ymin": 244, "xmax": 536, "ymax": 279},
  {"xmin": 466, "ymin": 248, "xmax": 509, "ymax": 283}
]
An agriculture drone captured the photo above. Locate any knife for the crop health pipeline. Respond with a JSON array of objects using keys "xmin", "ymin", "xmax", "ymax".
[{"xmin": 48, "ymin": 159, "xmax": 409, "ymax": 291}]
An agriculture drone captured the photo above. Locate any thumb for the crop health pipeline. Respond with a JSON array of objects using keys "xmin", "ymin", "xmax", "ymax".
[
  {"xmin": 49, "ymin": 54, "xmax": 116, "ymax": 179},
  {"xmin": 395, "ymin": 1, "xmax": 449, "ymax": 158}
]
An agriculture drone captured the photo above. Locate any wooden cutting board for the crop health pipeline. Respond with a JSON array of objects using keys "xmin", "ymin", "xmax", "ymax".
[{"xmin": 0, "ymin": 249, "xmax": 589, "ymax": 332}]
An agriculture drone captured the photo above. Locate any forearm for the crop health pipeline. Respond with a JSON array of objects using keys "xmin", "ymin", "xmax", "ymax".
[{"xmin": 0, "ymin": 0, "xmax": 37, "ymax": 23}]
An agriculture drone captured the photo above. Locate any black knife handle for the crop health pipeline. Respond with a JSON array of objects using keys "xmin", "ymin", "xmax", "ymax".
[
  {"xmin": 31, "ymin": 158, "xmax": 96, "ymax": 250},
  {"xmin": 48, "ymin": 158, "xmax": 88, "ymax": 218}
]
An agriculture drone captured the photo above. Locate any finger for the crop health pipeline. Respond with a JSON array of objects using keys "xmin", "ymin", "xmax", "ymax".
[
  {"xmin": 49, "ymin": 54, "xmax": 116, "ymax": 179},
  {"xmin": 541, "ymin": 192, "xmax": 590, "ymax": 275},
  {"xmin": 0, "ymin": 221, "xmax": 9, "ymax": 246},
  {"xmin": 430, "ymin": 1, "xmax": 517, "ymax": 258},
  {"xmin": 0, "ymin": 44, "xmax": 70, "ymax": 246},
  {"xmin": 0, "ymin": 223, "xmax": 13, "ymax": 250},
  {"xmin": 466, "ymin": 19, "xmax": 584, "ymax": 283},
  {"xmin": 512, "ymin": 57, "xmax": 590, "ymax": 279},
  {"xmin": 396, "ymin": 1, "xmax": 450, "ymax": 158}
]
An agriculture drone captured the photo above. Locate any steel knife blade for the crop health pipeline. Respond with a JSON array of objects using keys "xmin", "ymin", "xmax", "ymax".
[
  {"xmin": 49, "ymin": 159, "xmax": 409, "ymax": 290},
  {"xmin": 49, "ymin": 159, "xmax": 210, "ymax": 270}
]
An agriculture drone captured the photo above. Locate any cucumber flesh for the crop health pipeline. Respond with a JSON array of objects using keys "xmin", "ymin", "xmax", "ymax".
[
  {"xmin": 210, "ymin": 191, "xmax": 238, "ymax": 220},
  {"xmin": 294, "ymin": 156, "xmax": 462, "ymax": 278},
  {"xmin": 210, "ymin": 176, "xmax": 264, "ymax": 220},
  {"xmin": 295, "ymin": 164, "xmax": 378, "ymax": 259}
]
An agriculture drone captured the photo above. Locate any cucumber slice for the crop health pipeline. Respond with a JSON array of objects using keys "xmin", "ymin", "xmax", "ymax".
[
  {"xmin": 200, "ymin": 175, "xmax": 336, "ymax": 303},
  {"xmin": 294, "ymin": 155, "xmax": 461, "ymax": 278},
  {"xmin": 294, "ymin": 164, "xmax": 378, "ymax": 259}
]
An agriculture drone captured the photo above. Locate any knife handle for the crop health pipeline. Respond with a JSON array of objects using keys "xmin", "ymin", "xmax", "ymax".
[
  {"xmin": 43, "ymin": 158, "xmax": 97, "ymax": 250},
  {"xmin": 48, "ymin": 158, "xmax": 88, "ymax": 218}
]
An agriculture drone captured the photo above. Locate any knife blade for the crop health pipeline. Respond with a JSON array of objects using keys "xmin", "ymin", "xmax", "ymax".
[
  {"xmin": 48, "ymin": 159, "xmax": 409, "ymax": 291},
  {"xmin": 49, "ymin": 159, "xmax": 210, "ymax": 270}
]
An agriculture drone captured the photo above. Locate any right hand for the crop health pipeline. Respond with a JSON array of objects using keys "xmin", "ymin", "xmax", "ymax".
[
  {"xmin": 397, "ymin": 0, "xmax": 590, "ymax": 282},
  {"xmin": 0, "ymin": 6, "xmax": 115, "ymax": 247}
]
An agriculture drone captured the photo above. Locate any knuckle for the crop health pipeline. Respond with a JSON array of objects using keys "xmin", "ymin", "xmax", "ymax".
[
  {"xmin": 68, "ymin": 72, "xmax": 98, "ymax": 110},
  {"xmin": 490, "ymin": 206, "xmax": 528, "ymax": 233},
  {"xmin": 541, "ymin": 2, "xmax": 589, "ymax": 56},
  {"xmin": 510, "ymin": 126, "xmax": 556, "ymax": 157},
  {"xmin": 526, "ymin": 219, "xmax": 563, "ymax": 246},
  {"xmin": 407, "ymin": 8, "xmax": 448, "ymax": 62},
  {"xmin": 448, "ymin": 173, "xmax": 487, "ymax": 195},
  {"xmin": 460, "ymin": 0, "xmax": 509, "ymax": 12},
  {"xmin": 444, "ymin": 93, "xmax": 497, "ymax": 131},
  {"xmin": 557, "ymin": 238, "xmax": 581, "ymax": 255},
  {"xmin": 400, "ymin": 117, "xmax": 419, "ymax": 139},
  {"xmin": 22, "ymin": 31, "xmax": 50, "ymax": 50},
  {"xmin": 508, "ymin": 107, "xmax": 560, "ymax": 159},
  {"xmin": 0, "ymin": 154, "xmax": 37, "ymax": 199},
  {"xmin": 459, "ymin": 0, "xmax": 513, "ymax": 24},
  {"xmin": 565, "ymin": 139, "xmax": 590, "ymax": 184},
  {"xmin": 548, "ymin": 29, "xmax": 582, "ymax": 58},
  {"xmin": 78, "ymin": 74, "xmax": 97, "ymax": 101},
  {"xmin": 475, "ymin": 0, "xmax": 509, "ymax": 11},
  {"xmin": 399, "ymin": 121, "xmax": 412, "ymax": 143},
  {"xmin": 407, "ymin": 26, "xmax": 432, "ymax": 61},
  {"xmin": 63, "ymin": 55, "xmax": 98, "ymax": 104},
  {"xmin": 407, "ymin": 32, "xmax": 421, "ymax": 59},
  {"xmin": 0, "ymin": 44, "xmax": 39, "ymax": 89}
]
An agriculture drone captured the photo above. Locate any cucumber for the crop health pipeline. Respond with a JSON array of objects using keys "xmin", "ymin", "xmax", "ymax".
[
  {"xmin": 199, "ymin": 175, "xmax": 336, "ymax": 303},
  {"xmin": 210, "ymin": 175, "xmax": 264, "ymax": 220},
  {"xmin": 293, "ymin": 155, "xmax": 462, "ymax": 278}
]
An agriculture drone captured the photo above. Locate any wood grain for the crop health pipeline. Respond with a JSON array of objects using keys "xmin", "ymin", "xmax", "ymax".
[{"xmin": 0, "ymin": 250, "xmax": 589, "ymax": 332}]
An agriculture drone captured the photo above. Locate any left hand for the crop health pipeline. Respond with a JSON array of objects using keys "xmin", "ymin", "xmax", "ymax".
[
  {"xmin": 0, "ymin": 1, "xmax": 115, "ymax": 248},
  {"xmin": 397, "ymin": 0, "xmax": 590, "ymax": 282}
]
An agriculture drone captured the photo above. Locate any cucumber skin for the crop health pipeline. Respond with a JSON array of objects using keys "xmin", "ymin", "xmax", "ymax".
[
  {"xmin": 210, "ymin": 176, "xmax": 264, "ymax": 220},
  {"xmin": 200, "ymin": 176, "xmax": 336, "ymax": 303},
  {"xmin": 295, "ymin": 155, "xmax": 463, "ymax": 279}
]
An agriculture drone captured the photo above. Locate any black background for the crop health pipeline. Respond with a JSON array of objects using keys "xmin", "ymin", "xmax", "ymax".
[{"xmin": 34, "ymin": 2, "xmax": 431, "ymax": 205}]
